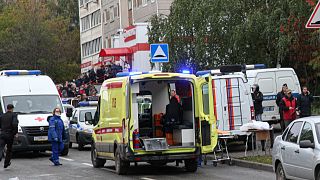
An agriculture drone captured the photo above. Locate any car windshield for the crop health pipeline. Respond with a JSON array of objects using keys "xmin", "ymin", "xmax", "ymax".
[
  {"xmin": 315, "ymin": 123, "xmax": 320, "ymax": 144},
  {"xmin": 3, "ymin": 95, "xmax": 63, "ymax": 114},
  {"xmin": 79, "ymin": 109, "xmax": 96, "ymax": 122}
]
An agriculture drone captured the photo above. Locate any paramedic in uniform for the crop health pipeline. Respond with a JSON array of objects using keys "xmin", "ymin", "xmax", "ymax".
[
  {"xmin": 276, "ymin": 84, "xmax": 288, "ymax": 132},
  {"xmin": 280, "ymin": 89, "xmax": 297, "ymax": 128},
  {"xmin": 0, "ymin": 104, "xmax": 19, "ymax": 168}
]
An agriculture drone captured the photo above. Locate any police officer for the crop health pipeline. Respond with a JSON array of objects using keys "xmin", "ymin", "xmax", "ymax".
[
  {"xmin": 0, "ymin": 104, "xmax": 19, "ymax": 168},
  {"xmin": 297, "ymin": 86, "xmax": 314, "ymax": 118}
]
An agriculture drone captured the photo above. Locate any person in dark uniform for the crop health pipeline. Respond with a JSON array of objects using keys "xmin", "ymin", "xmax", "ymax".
[
  {"xmin": 164, "ymin": 96, "xmax": 183, "ymax": 133},
  {"xmin": 276, "ymin": 84, "xmax": 288, "ymax": 132},
  {"xmin": 297, "ymin": 86, "xmax": 314, "ymax": 118},
  {"xmin": 0, "ymin": 104, "xmax": 19, "ymax": 168}
]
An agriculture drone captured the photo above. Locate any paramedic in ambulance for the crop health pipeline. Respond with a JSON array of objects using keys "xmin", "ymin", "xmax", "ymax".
[
  {"xmin": 297, "ymin": 86, "xmax": 313, "ymax": 118},
  {"xmin": 276, "ymin": 83, "xmax": 288, "ymax": 132},
  {"xmin": 280, "ymin": 89, "xmax": 297, "ymax": 129},
  {"xmin": 170, "ymin": 90, "xmax": 181, "ymax": 103},
  {"xmin": 164, "ymin": 96, "xmax": 183, "ymax": 133}
]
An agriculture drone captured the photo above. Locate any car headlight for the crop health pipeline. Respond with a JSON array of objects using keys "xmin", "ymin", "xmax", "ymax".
[{"xmin": 18, "ymin": 125, "xmax": 23, "ymax": 133}]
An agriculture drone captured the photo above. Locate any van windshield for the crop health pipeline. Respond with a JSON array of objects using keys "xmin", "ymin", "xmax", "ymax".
[{"xmin": 3, "ymin": 95, "xmax": 63, "ymax": 114}]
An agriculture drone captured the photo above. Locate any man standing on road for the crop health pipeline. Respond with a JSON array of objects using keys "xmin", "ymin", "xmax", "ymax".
[
  {"xmin": 280, "ymin": 89, "xmax": 297, "ymax": 129},
  {"xmin": 0, "ymin": 104, "xmax": 19, "ymax": 168},
  {"xmin": 276, "ymin": 84, "xmax": 288, "ymax": 132},
  {"xmin": 297, "ymin": 86, "xmax": 314, "ymax": 118}
]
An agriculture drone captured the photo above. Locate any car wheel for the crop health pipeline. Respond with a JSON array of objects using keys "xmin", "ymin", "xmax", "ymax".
[
  {"xmin": 91, "ymin": 143, "xmax": 106, "ymax": 168},
  {"xmin": 69, "ymin": 142, "xmax": 72, "ymax": 148},
  {"xmin": 185, "ymin": 159, "xmax": 198, "ymax": 172},
  {"xmin": 276, "ymin": 163, "xmax": 287, "ymax": 180},
  {"xmin": 115, "ymin": 147, "xmax": 129, "ymax": 175},
  {"xmin": 77, "ymin": 135, "xmax": 84, "ymax": 151}
]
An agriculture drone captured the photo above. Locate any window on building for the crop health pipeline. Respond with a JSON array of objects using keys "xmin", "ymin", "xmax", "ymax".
[
  {"xmin": 128, "ymin": 0, "xmax": 132, "ymax": 10},
  {"xmin": 110, "ymin": 6, "xmax": 115, "ymax": 21},
  {"xmin": 105, "ymin": 9, "xmax": 110, "ymax": 22},
  {"xmin": 81, "ymin": 37, "xmax": 102, "ymax": 58}
]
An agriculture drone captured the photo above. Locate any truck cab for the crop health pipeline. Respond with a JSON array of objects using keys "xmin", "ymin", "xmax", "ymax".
[{"xmin": 86, "ymin": 72, "xmax": 217, "ymax": 174}]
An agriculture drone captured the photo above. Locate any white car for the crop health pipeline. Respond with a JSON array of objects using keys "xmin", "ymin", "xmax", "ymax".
[
  {"xmin": 272, "ymin": 117, "xmax": 320, "ymax": 180},
  {"xmin": 69, "ymin": 102, "xmax": 97, "ymax": 150}
]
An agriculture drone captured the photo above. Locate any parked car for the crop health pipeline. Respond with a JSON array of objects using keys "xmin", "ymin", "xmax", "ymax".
[{"xmin": 272, "ymin": 116, "xmax": 320, "ymax": 180}]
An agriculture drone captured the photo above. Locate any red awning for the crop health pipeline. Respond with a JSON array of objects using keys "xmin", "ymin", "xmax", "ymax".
[{"xmin": 99, "ymin": 47, "xmax": 133, "ymax": 57}]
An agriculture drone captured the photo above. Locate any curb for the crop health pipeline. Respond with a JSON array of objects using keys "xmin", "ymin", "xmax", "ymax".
[{"xmin": 232, "ymin": 159, "xmax": 273, "ymax": 172}]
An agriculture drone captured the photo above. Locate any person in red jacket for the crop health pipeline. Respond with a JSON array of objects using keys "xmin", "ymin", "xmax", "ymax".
[{"xmin": 280, "ymin": 89, "xmax": 297, "ymax": 129}]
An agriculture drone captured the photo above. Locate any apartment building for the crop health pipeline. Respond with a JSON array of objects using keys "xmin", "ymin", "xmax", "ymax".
[{"xmin": 79, "ymin": 0, "xmax": 173, "ymax": 72}]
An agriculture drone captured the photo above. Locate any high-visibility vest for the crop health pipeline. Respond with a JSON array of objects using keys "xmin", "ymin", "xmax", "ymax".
[{"xmin": 282, "ymin": 97, "xmax": 297, "ymax": 121}]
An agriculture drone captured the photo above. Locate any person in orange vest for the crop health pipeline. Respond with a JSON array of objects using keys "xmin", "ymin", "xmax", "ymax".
[{"xmin": 280, "ymin": 89, "xmax": 297, "ymax": 129}]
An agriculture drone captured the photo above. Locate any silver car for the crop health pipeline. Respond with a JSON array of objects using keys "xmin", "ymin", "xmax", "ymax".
[{"xmin": 272, "ymin": 117, "xmax": 320, "ymax": 180}]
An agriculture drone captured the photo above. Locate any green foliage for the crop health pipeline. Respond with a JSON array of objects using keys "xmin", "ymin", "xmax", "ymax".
[
  {"xmin": 149, "ymin": 0, "xmax": 320, "ymax": 93},
  {"xmin": 0, "ymin": 0, "xmax": 80, "ymax": 82}
]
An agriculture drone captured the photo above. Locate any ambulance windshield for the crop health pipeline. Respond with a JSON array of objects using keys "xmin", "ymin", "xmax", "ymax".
[{"xmin": 3, "ymin": 95, "xmax": 63, "ymax": 114}]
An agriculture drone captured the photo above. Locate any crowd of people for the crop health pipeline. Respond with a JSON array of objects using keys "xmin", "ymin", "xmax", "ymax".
[{"xmin": 56, "ymin": 64, "xmax": 123, "ymax": 98}]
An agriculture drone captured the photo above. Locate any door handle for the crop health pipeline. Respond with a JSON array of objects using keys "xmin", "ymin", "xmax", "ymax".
[
  {"xmin": 281, "ymin": 146, "xmax": 285, "ymax": 150},
  {"xmin": 294, "ymin": 149, "xmax": 299, "ymax": 153}
]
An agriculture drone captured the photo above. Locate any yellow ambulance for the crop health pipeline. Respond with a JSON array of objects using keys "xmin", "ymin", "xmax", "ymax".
[{"xmin": 85, "ymin": 72, "xmax": 217, "ymax": 174}]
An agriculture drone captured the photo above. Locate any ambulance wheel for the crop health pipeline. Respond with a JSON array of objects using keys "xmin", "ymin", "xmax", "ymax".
[
  {"xmin": 115, "ymin": 147, "xmax": 129, "ymax": 175},
  {"xmin": 60, "ymin": 146, "xmax": 69, "ymax": 156},
  {"xmin": 185, "ymin": 159, "xmax": 198, "ymax": 172},
  {"xmin": 91, "ymin": 143, "xmax": 106, "ymax": 168}
]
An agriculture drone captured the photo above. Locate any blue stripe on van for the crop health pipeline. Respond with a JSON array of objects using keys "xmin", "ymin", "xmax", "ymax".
[{"xmin": 263, "ymin": 93, "xmax": 299, "ymax": 101}]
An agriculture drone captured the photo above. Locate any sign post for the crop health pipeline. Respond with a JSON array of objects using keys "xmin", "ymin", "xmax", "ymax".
[{"xmin": 150, "ymin": 44, "xmax": 169, "ymax": 71}]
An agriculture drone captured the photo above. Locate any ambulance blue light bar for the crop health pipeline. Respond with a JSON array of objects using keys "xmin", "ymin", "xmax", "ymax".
[
  {"xmin": 196, "ymin": 70, "xmax": 211, "ymax": 76},
  {"xmin": 182, "ymin": 70, "xmax": 191, "ymax": 74},
  {"xmin": 2, "ymin": 70, "xmax": 41, "ymax": 76},
  {"xmin": 116, "ymin": 71, "xmax": 162, "ymax": 77},
  {"xmin": 246, "ymin": 64, "xmax": 266, "ymax": 70},
  {"xmin": 78, "ymin": 101, "xmax": 98, "ymax": 107}
]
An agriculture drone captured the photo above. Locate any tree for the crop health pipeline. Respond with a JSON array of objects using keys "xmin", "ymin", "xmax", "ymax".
[{"xmin": 0, "ymin": 0, "xmax": 80, "ymax": 82}]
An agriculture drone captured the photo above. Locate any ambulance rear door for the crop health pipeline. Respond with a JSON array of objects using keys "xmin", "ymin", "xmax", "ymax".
[{"xmin": 198, "ymin": 76, "xmax": 217, "ymax": 154}]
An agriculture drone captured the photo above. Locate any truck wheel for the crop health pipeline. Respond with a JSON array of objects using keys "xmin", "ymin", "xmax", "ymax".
[
  {"xmin": 60, "ymin": 145, "xmax": 69, "ymax": 156},
  {"xmin": 276, "ymin": 163, "xmax": 287, "ymax": 180},
  {"xmin": 91, "ymin": 143, "xmax": 106, "ymax": 168},
  {"xmin": 185, "ymin": 159, "xmax": 198, "ymax": 172},
  {"xmin": 115, "ymin": 147, "xmax": 129, "ymax": 175}
]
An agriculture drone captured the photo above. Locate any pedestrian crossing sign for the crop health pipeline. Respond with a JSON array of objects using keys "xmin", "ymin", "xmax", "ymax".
[
  {"xmin": 150, "ymin": 44, "xmax": 169, "ymax": 63},
  {"xmin": 306, "ymin": 1, "xmax": 320, "ymax": 28}
]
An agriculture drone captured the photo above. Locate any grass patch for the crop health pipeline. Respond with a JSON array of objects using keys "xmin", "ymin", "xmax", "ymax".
[{"xmin": 239, "ymin": 155, "xmax": 272, "ymax": 165}]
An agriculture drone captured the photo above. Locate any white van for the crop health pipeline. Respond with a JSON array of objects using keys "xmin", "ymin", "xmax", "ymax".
[
  {"xmin": 246, "ymin": 65, "xmax": 301, "ymax": 123},
  {"xmin": 197, "ymin": 66, "xmax": 254, "ymax": 137},
  {"xmin": 0, "ymin": 70, "xmax": 70, "ymax": 155}
]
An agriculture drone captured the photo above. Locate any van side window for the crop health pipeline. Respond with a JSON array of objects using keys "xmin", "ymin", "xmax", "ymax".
[{"xmin": 202, "ymin": 84, "xmax": 209, "ymax": 115}]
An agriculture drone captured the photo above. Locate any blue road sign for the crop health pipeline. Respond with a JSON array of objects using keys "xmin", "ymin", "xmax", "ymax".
[{"xmin": 150, "ymin": 44, "xmax": 169, "ymax": 63}]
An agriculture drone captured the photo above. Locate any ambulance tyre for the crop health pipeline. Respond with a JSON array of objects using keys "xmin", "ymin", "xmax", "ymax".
[
  {"xmin": 61, "ymin": 146, "xmax": 69, "ymax": 156},
  {"xmin": 185, "ymin": 159, "xmax": 198, "ymax": 172},
  {"xmin": 115, "ymin": 147, "xmax": 129, "ymax": 175},
  {"xmin": 91, "ymin": 143, "xmax": 106, "ymax": 168}
]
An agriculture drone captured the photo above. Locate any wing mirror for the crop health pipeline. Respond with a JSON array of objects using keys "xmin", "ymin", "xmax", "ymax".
[
  {"xmin": 66, "ymin": 108, "xmax": 73, "ymax": 118},
  {"xmin": 85, "ymin": 112, "xmax": 93, "ymax": 125},
  {"xmin": 299, "ymin": 140, "xmax": 315, "ymax": 149}
]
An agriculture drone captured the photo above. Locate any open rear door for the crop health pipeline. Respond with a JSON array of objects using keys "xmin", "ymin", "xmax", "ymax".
[{"xmin": 197, "ymin": 76, "xmax": 217, "ymax": 154}]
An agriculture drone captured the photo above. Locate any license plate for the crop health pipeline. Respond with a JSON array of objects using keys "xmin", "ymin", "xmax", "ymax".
[{"xmin": 34, "ymin": 136, "xmax": 48, "ymax": 141}]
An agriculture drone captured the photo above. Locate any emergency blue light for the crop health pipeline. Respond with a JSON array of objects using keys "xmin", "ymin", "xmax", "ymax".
[
  {"xmin": 4, "ymin": 70, "xmax": 41, "ymax": 76},
  {"xmin": 196, "ymin": 70, "xmax": 211, "ymax": 76},
  {"xmin": 116, "ymin": 72, "xmax": 143, "ymax": 77},
  {"xmin": 182, "ymin": 70, "xmax": 191, "ymax": 74},
  {"xmin": 78, "ymin": 101, "xmax": 98, "ymax": 107},
  {"xmin": 254, "ymin": 64, "xmax": 266, "ymax": 69}
]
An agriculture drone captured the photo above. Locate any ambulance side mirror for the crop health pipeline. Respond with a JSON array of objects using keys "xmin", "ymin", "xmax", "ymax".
[
  {"xmin": 66, "ymin": 108, "xmax": 73, "ymax": 118},
  {"xmin": 85, "ymin": 112, "xmax": 93, "ymax": 125}
]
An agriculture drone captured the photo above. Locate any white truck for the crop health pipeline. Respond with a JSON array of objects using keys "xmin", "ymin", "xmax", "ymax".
[{"xmin": 0, "ymin": 70, "xmax": 70, "ymax": 155}]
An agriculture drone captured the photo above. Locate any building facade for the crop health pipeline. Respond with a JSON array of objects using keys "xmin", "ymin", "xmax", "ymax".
[{"xmin": 79, "ymin": 0, "xmax": 173, "ymax": 73}]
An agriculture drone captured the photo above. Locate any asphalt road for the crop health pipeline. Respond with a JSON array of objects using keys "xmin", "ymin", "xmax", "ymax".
[{"xmin": 0, "ymin": 144, "xmax": 275, "ymax": 180}]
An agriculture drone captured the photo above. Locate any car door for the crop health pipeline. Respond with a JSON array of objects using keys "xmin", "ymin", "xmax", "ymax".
[
  {"xmin": 198, "ymin": 77, "xmax": 218, "ymax": 153},
  {"xmin": 295, "ymin": 122, "xmax": 315, "ymax": 179},
  {"xmin": 70, "ymin": 110, "xmax": 78, "ymax": 143},
  {"xmin": 281, "ymin": 121, "xmax": 303, "ymax": 177}
]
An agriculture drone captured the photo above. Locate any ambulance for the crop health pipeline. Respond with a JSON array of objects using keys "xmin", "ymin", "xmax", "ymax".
[
  {"xmin": 0, "ymin": 70, "xmax": 70, "ymax": 155},
  {"xmin": 245, "ymin": 65, "xmax": 301, "ymax": 123},
  {"xmin": 85, "ymin": 72, "xmax": 217, "ymax": 174},
  {"xmin": 196, "ymin": 65, "xmax": 254, "ymax": 139}
]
